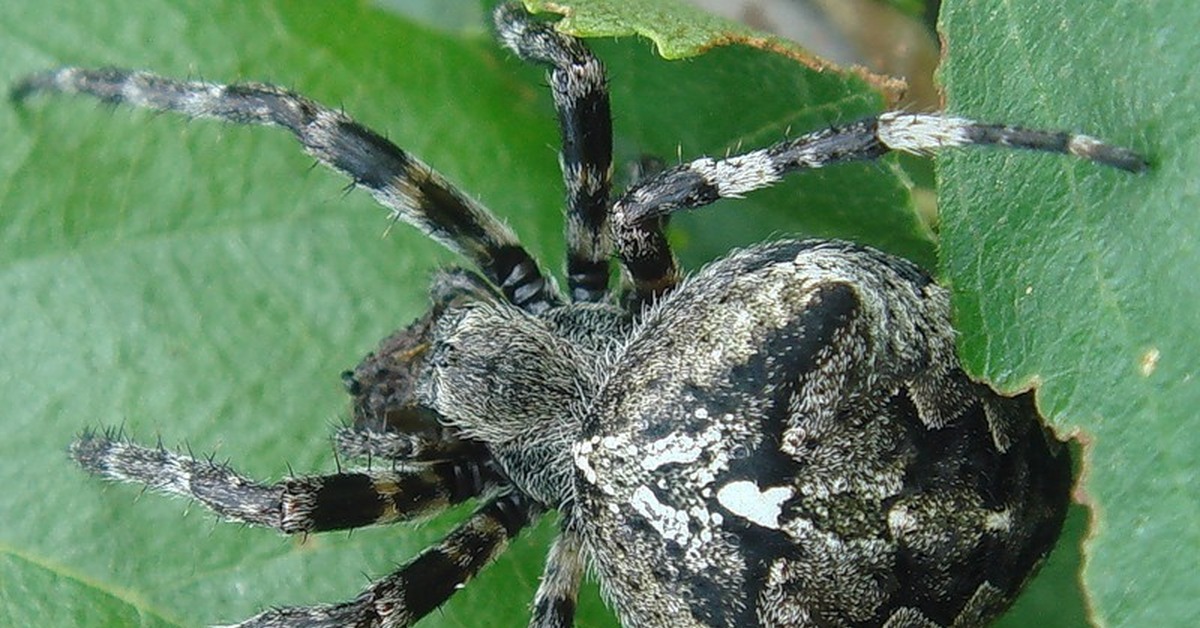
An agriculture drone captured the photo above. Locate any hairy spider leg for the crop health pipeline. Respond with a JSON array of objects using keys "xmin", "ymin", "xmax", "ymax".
[
  {"xmin": 12, "ymin": 68, "xmax": 562, "ymax": 314},
  {"xmin": 494, "ymin": 4, "xmax": 615, "ymax": 303},
  {"xmin": 224, "ymin": 491, "xmax": 541, "ymax": 628},
  {"xmin": 529, "ymin": 527, "xmax": 586, "ymax": 628},
  {"xmin": 71, "ymin": 430, "xmax": 506, "ymax": 534},
  {"xmin": 333, "ymin": 426, "xmax": 489, "ymax": 465},
  {"xmin": 610, "ymin": 112, "xmax": 1148, "ymax": 304}
]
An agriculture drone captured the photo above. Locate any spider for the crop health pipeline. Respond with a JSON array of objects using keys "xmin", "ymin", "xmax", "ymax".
[{"xmin": 15, "ymin": 4, "xmax": 1146, "ymax": 627}]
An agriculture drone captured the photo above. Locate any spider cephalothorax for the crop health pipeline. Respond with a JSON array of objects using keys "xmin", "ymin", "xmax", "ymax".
[{"xmin": 18, "ymin": 4, "xmax": 1145, "ymax": 627}]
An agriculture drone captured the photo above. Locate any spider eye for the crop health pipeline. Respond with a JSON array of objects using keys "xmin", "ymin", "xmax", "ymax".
[{"xmin": 340, "ymin": 370, "xmax": 362, "ymax": 396}]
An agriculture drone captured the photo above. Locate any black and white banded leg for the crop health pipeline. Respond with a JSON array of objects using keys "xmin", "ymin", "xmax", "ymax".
[
  {"xmin": 225, "ymin": 491, "xmax": 542, "ymax": 628},
  {"xmin": 529, "ymin": 527, "xmax": 586, "ymax": 628},
  {"xmin": 611, "ymin": 112, "xmax": 1149, "ymax": 303},
  {"xmin": 494, "ymin": 4, "xmax": 615, "ymax": 303},
  {"xmin": 71, "ymin": 430, "xmax": 504, "ymax": 534},
  {"xmin": 12, "ymin": 68, "xmax": 561, "ymax": 314}
]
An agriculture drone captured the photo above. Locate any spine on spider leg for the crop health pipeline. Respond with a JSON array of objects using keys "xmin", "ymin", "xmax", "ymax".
[
  {"xmin": 11, "ymin": 67, "xmax": 561, "ymax": 313},
  {"xmin": 494, "ymin": 3, "xmax": 615, "ymax": 302}
]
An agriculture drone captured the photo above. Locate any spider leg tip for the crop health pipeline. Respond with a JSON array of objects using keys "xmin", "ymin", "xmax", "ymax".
[
  {"xmin": 1068, "ymin": 134, "xmax": 1150, "ymax": 173},
  {"xmin": 1109, "ymin": 150, "xmax": 1151, "ymax": 174}
]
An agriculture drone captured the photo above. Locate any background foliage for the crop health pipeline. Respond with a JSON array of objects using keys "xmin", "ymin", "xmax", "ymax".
[{"xmin": 0, "ymin": 0, "xmax": 1191, "ymax": 626}]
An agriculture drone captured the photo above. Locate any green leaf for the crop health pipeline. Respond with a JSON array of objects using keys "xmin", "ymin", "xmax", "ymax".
[
  {"xmin": 0, "ymin": 1, "xmax": 922, "ymax": 627},
  {"xmin": 939, "ymin": 1, "xmax": 1197, "ymax": 626},
  {"xmin": 0, "ymin": 550, "xmax": 174, "ymax": 627},
  {"xmin": 527, "ymin": 0, "xmax": 758, "ymax": 58},
  {"xmin": 525, "ymin": 0, "xmax": 891, "ymax": 74}
]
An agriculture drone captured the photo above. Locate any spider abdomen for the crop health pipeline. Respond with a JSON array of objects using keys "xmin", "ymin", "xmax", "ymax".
[{"xmin": 576, "ymin": 239, "xmax": 1072, "ymax": 627}]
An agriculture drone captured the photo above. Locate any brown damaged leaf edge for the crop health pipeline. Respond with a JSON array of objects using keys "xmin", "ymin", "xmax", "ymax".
[
  {"xmin": 1063, "ymin": 428, "xmax": 1104, "ymax": 624},
  {"xmin": 527, "ymin": 1, "xmax": 907, "ymax": 105}
]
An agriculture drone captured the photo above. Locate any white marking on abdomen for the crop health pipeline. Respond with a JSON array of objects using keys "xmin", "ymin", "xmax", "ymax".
[
  {"xmin": 716, "ymin": 481, "xmax": 793, "ymax": 529},
  {"xmin": 630, "ymin": 486, "xmax": 690, "ymax": 545}
]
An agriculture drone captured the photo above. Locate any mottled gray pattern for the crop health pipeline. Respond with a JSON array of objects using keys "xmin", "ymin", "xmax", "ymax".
[{"xmin": 561, "ymin": 240, "xmax": 1070, "ymax": 627}]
